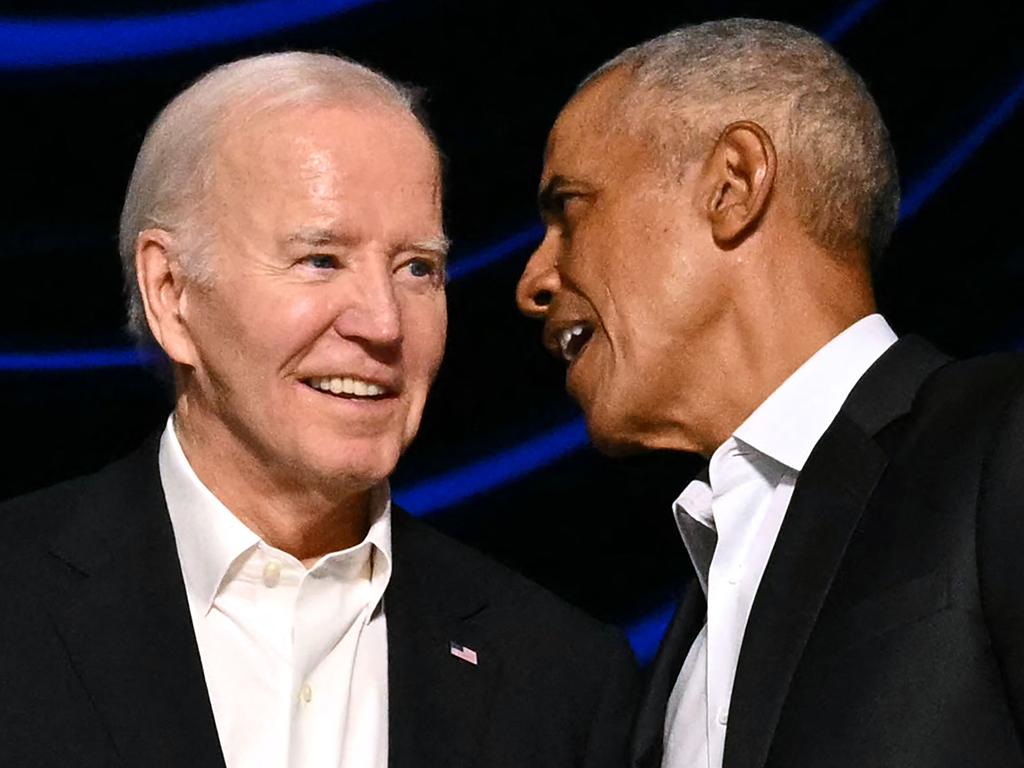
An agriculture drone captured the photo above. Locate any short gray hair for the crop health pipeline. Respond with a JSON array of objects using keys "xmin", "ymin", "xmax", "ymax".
[
  {"xmin": 585, "ymin": 18, "xmax": 899, "ymax": 263},
  {"xmin": 119, "ymin": 51, "xmax": 431, "ymax": 341}
]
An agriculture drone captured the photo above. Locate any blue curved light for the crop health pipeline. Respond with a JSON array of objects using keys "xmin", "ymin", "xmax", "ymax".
[
  {"xmin": 0, "ymin": 0, "xmax": 379, "ymax": 70},
  {"xmin": 446, "ymin": 224, "xmax": 544, "ymax": 282},
  {"xmin": 820, "ymin": 0, "xmax": 885, "ymax": 43},
  {"xmin": 901, "ymin": 71, "xmax": 1024, "ymax": 221},
  {"xmin": 394, "ymin": 418, "xmax": 588, "ymax": 515},
  {"xmin": 0, "ymin": 346, "xmax": 159, "ymax": 372}
]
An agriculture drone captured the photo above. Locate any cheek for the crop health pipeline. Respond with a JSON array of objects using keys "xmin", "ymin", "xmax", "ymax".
[
  {"xmin": 275, "ymin": 291, "xmax": 339, "ymax": 344},
  {"xmin": 233, "ymin": 286, "xmax": 340, "ymax": 366},
  {"xmin": 403, "ymin": 298, "xmax": 447, "ymax": 382}
]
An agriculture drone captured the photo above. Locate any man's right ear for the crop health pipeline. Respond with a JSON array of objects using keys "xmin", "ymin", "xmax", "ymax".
[
  {"xmin": 698, "ymin": 121, "xmax": 777, "ymax": 248},
  {"xmin": 135, "ymin": 230, "xmax": 198, "ymax": 367}
]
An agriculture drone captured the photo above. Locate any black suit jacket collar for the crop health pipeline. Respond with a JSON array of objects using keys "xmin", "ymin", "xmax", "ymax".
[
  {"xmin": 387, "ymin": 510, "xmax": 500, "ymax": 766},
  {"xmin": 42, "ymin": 435, "xmax": 226, "ymax": 767},
  {"xmin": 37, "ymin": 437, "xmax": 498, "ymax": 767},
  {"xmin": 631, "ymin": 336, "xmax": 952, "ymax": 768}
]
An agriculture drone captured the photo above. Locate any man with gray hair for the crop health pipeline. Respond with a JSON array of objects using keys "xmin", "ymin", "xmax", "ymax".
[
  {"xmin": 517, "ymin": 18, "xmax": 1024, "ymax": 768},
  {"xmin": 0, "ymin": 52, "xmax": 637, "ymax": 767}
]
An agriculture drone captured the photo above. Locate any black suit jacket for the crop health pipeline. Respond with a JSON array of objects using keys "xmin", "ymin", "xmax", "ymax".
[
  {"xmin": 632, "ymin": 336, "xmax": 1024, "ymax": 768},
  {"xmin": 0, "ymin": 438, "xmax": 638, "ymax": 767}
]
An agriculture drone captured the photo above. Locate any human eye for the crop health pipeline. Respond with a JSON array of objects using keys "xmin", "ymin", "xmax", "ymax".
[
  {"xmin": 553, "ymin": 192, "xmax": 574, "ymax": 215},
  {"xmin": 408, "ymin": 258, "xmax": 435, "ymax": 278},
  {"xmin": 302, "ymin": 253, "xmax": 340, "ymax": 270},
  {"xmin": 397, "ymin": 255, "xmax": 444, "ymax": 286},
  {"xmin": 541, "ymin": 191, "xmax": 570, "ymax": 220}
]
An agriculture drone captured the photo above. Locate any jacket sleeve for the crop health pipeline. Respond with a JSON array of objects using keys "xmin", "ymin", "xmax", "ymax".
[
  {"xmin": 582, "ymin": 629, "xmax": 642, "ymax": 768},
  {"xmin": 977, "ymin": 380, "xmax": 1024, "ymax": 735}
]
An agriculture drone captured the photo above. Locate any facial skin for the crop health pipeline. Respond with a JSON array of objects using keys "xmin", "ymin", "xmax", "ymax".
[
  {"xmin": 516, "ymin": 69, "xmax": 875, "ymax": 457},
  {"xmin": 137, "ymin": 102, "xmax": 447, "ymax": 558}
]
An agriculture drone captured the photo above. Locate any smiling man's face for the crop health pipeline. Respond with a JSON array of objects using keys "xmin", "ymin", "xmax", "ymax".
[
  {"xmin": 516, "ymin": 70, "xmax": 738, "ymax": 455},
  {"xmin": 174, "ymin": 101, "xmax": 447, "ymax": 492}
]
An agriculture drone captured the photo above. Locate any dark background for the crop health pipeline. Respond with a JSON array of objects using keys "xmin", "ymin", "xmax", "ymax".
[{"xmin": 1, "ymin": 0, "xmax": 1021, "ymax": 660}]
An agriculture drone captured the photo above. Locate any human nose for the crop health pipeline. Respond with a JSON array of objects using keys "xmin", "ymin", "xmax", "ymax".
[
  {"xmin": 515, "ymin": 234, "xmax": 560, "ymax": 319},
  {"xmin": 334, "ymin": 265, "xmax": 403, "ymax": 347}
]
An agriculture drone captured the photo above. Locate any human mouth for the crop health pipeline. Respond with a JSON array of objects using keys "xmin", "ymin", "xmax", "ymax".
[
  {"xmin": 557, "ymin": 323, "xmax": 594, "ymax": 363},
  {"xmin": 302, "ymin": 376, "xmax": 393, "ymax": 399}
]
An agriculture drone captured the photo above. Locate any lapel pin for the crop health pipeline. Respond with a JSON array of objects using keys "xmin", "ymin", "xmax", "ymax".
[{"xmin": 449, "ymin": 641, "xmax": 479, "ymax": 666}]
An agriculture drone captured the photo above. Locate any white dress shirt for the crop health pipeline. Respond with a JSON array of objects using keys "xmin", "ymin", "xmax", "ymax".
[
  {"xmin": 662, "ymin": 314, "xmax": 898, "ymax": 768},
  {"xmin": 159, "ymin": 419, "xmax": 391, "ymax": 768}
]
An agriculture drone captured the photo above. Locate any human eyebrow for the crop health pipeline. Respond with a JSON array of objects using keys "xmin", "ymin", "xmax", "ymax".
[
  {"xmin": 537, "ymin": 175, "xmax": 592, "ymax": 219},
  {"xmin": 284, "ymin": 227, "xmax": 358, "ymax": 248},
  {"xmin": 537, "ymin": 175, "xmax": 569, "ymax": 217},
  {"xmin": 407, "ymin": 235, "xmax": 451, "ymax": 260}
]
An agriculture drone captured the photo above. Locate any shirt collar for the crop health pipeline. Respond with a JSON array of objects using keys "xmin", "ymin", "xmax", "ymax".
[
  {"xmin": 731, "ymin": 314, "xmax": 897, "ymax": 472},
  {"xmin": 158, "ymin": 416, "xmax": 394, "ymax": 617}
]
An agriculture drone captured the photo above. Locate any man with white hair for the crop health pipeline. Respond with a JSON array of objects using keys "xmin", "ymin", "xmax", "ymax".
[
  {"xmin": 517, "ymin": 18, "xmax": 1024, "ymax": 768},
  {"xmin": 0, "ymin": 52, "xmax": 637, "ymax": 767}
]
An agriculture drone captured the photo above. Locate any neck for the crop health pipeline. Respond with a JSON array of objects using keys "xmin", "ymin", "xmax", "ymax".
[
  {"xmin": 683, "ymin": 246, "xmax": 876, "ymax": 456},
  {"xmin": 172, "ymin": 401, "xmax": 374, "ymax": 562}
]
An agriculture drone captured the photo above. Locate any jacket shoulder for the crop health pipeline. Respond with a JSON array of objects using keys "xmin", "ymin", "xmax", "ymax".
[
  {"xmin": 0, "ymin": 469, "xmax": 96, "ymax": 546},
  {"xmin": 0, "ymin": 437, "xmax": 160, "ymax": 552},
  {"xmin": 393, "ymin": 510, "xmax": 633, "ymax": 656},
  {"xmin": 920, "ymin": 351, "xmax": 1024, "ymax": 404}
]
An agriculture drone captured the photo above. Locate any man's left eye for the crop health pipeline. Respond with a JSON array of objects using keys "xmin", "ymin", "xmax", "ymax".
[
  {"xmin": 404, "ymin": 258, "xmax": 437, "ymax": 279},
  {"xmin": 306, "ymin": 254, "xmax": 338, "ymax": 269}
]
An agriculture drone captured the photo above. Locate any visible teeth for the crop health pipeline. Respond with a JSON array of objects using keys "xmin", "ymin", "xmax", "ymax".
[
  {"xmin": 558, "ymin": 324, "xmax": 589, "ymax": 361},
  {"xmin": 308, "ymin": 376, "xmax": 388, "ymax": 397}
]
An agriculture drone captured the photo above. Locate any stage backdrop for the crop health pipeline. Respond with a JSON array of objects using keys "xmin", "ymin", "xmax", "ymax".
[{"xmin": 1, "ymin": 0, "xmax": 1021, "ymax": 661}]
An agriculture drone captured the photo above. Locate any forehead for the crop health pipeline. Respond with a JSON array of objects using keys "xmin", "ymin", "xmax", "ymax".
[
  {"xmin": 544, "ymin": 69, "xmax": 655, "ymax": 182},
  {"xmin": 215, "ymin": 101, "xmax": 440, "ymax": 197}
]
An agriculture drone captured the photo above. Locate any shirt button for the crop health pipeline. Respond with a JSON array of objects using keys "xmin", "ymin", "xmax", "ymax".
[
  {"xmin": 262, "ymin": 561, "xmax": 281, "ymax": 588},
  {"xmin": 300, "ymin": 684, "xmax": 313, "ymax": 704},
  {"xmin": 717, "ymin": 707, "xmax": 729, "ymax": 726}
]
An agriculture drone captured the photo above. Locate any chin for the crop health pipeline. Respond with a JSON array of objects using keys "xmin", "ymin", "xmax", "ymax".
[
  {"xmin": 306, "ymin": 439, "xmax": 403, "ymax": 492},
  {"xmin": 583, "ymin": 411, "xmax": 650, "ymax": 458}
]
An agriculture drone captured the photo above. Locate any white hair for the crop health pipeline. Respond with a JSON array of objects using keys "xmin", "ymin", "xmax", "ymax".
[
  {"xmin": 583, "ymin": 18, "xmax": 899, "ymax": 263},
  {"xmin": 119, "ymin": 51, "xmax": 432, "ymax": 341}
]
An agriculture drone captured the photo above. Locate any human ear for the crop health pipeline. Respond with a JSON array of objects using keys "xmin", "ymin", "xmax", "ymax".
[
  {"xmin": 701, "ymin": 121, "xmax": 777, "ymax": 246},
  {"xmin": 135, "ymin": 230, "xmax": 199, "ymax": 367}
]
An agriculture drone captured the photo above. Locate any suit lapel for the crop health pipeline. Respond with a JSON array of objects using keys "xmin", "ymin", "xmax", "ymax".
[
  {"xmin": 724, "ymin": 414, "xmax": 886, "ymax": 768},
  {"xmin": 42, "ymin": 439, "xmax": 225, "ymax": 768},
  {"xmin": 630, "ymin": 582, "xmax": 707, "ymax": 768},
  {"xmin": 724, "ymin": 336, "xmax": 951, "ymax": 768},
  {"xmin": 387, "ymin": 510, "xmax": 498, "ymax": 767}
]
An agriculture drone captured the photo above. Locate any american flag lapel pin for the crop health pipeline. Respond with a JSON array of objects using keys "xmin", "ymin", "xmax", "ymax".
[{"xmin": 449, "ymin": 641, "xmax": 479, "ymax": 666}]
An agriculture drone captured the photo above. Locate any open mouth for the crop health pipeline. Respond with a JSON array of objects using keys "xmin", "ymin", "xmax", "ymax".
[
  {"xmin": 557, "ymin": 323, "xmax": 594, "ymax": 363},
  {"xmin": 302, "ymin": 376, "xmax": 393, "ymax": 400}
]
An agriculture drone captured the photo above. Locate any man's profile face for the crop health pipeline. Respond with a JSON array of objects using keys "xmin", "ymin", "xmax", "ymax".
[
  {"xmin": 178, "ymin": 102, "xmax": 447, "ymax": 490},
  {"xmin": 516, "ymin": 70, "xmax": 735, "ymax": 455}
]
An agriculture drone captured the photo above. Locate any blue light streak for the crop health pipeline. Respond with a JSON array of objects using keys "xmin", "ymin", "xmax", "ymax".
[
  {"xmin": 0, "ymin": 0, "xmax": 379, "ymax": 70},
  {"xmin": 0, "ymin": 346, "xmax": 158, "ymax": 372},
  {"xmin": 446, "ymin": 224, "xmax": 544, "ymax": 282},
  {"xmin": 900, "ymin": 72, "xmax": 1024, "ymax": 222},
  {"xmin": 820, "ymin": 0, "xmax": 886, "ymax": 43},
  {"xmin": 625, "ymin": 600, "xmax": 678, "ymax": 664},
  {"xmin": 394, "ymin": 418, "xmax": 588, "ymax": 515}
]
